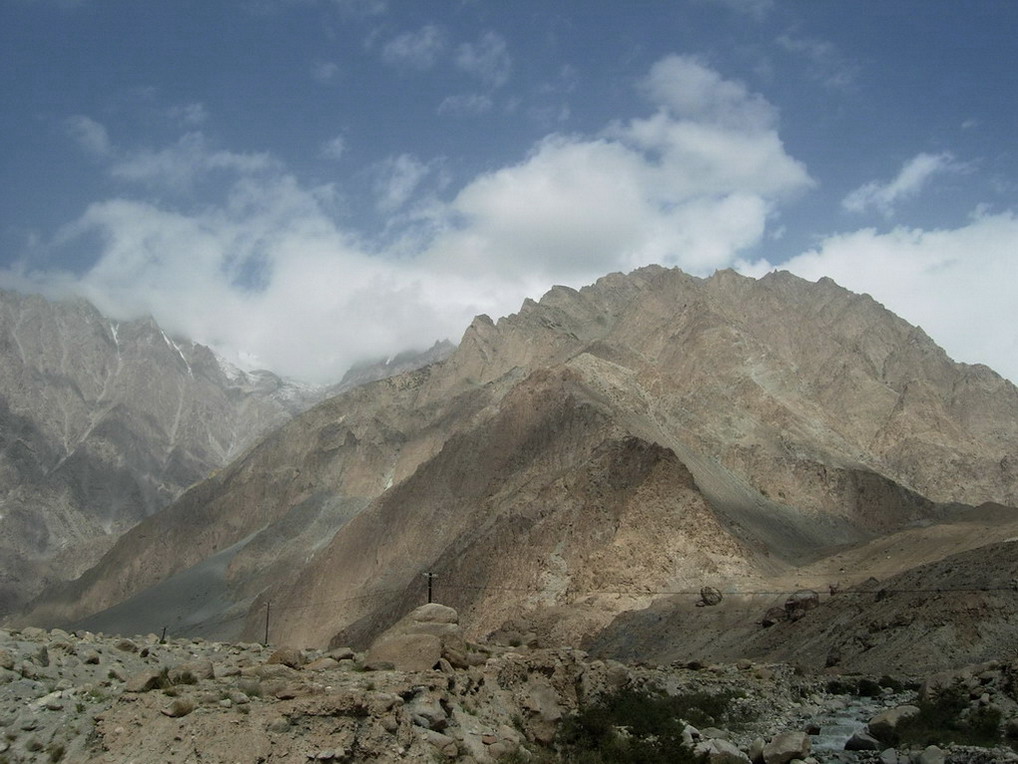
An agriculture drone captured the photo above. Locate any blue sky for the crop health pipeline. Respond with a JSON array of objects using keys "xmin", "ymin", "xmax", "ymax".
[{"xmin": 2, "ymin": 0, "xmax": 1017, "ymax": 383}]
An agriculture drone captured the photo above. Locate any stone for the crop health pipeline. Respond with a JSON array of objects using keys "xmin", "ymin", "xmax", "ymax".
[
  {"xmin": 425, "ymin": 729, "xmax": 458, "ymax": 757},
  {"xmin": 115, "ymin": 638, "xmax": 139, "ymax": 653},
  {"xmin": 169, "ymin": 659, "xmax": 214, "ymax": 684},
  {"xmin": 844, "ymin": 731, "xmax": 881, "ymax": 751},
  {"xmin": 124, "ymin": 669, "xmax": 165, "ymax": 693},
  {"xmin": 266, "ymin": 715, "xmax": 291, "ymax": 733},
  {"xmin": 700, "ymin": 586, "xmax": 724, "ymax": 606},
  {"xmin": 367, "ymin": 633, "xmax": 443, "ymax": 673},
  {"xmin": 915, "ymin": 746, "xmax": 946, "ymax": 764},
  {"xmin": 266, "ymin": 647, "xmax": 304, "ymax": 669},
  {"xmin": 762, "ymin": 607, "xmax": 786, "ymax": 628},
  {"xmin": 162, "ymin": 697, "xmax": 195, "ymax": 718},
  {"xmin": 697, "ymin": 737, "xmax": 751, "ymax": 763},
  {"xmin": 407, "ymin": 693, "xmax": 448, "ymax": 730},
  {"xmin": 784, "ymin": 590, "xmax": 820, "ymax": 621},
  {"xmin": 748, "ymin": 737, "xmax": 766, "ymax": 763},
  {"xmin": 762, "ymin": 731, "xmax": 810, "ymax": 764},
  {"xmin": 867, "ymin": 705, "xmax": 919, "ymax": 744},
  {"xmin": 414, "ymin": 603, "xmax": 459, "ymax": 624},
  {"xmin": 304, "ymin": 657, "xmax": 341, "ymax": 671},
  {"xmin": 366, "ymin": 604, "xmax": 471, "ymax": 673},
  {"xmin": 0, "ymin": 649, "xmax": 13, "ymax": 671},
  {"xmin": 878, "ymin": 749, "xmax": 899, "ymax": 764}
]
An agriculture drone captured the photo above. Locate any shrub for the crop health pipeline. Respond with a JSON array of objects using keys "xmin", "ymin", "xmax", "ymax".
[
  {"xmin": 855, "ymin": 678, "xmax": 882, "ymax": 697},
  {"xmin": 552, "ymin": 686, "xmax": 748, "ymax": 763},
  {"xmin": 896, "ymin": 681, "xmax": 1002, "ymax": 748}
]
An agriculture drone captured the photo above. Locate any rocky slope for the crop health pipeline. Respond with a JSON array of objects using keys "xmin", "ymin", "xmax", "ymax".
[
  {"xmin": 2, "ymin": 607, "xmax": 1018, "ymax": 763},
  {"xmin": 19, "ymin": 267, "xmax": 1018, "ymax": 668},
  {"xmin": 0, "ymin": 289, "xmax": 327, "ymax": 614}
]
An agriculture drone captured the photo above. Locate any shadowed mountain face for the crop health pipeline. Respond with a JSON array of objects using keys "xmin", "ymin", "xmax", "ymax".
[
  {"xmin": 0, "ymin": 290, "xmax": 326, "ymax": 614},
  {"xmin": 19, "ymin": 267, "xmax": 1018, "ymax": 667}
]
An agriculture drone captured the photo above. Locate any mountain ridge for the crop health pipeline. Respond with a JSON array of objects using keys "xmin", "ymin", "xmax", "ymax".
[{"xmin": 15, "ymin": 266, "xmax": 1018, "ymax": 667}]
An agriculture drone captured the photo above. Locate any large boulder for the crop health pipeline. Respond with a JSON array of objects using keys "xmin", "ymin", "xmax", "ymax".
[
  {"xmin": 868, "ymin": 705, "xmax": 920, "ymax": 744},
  {"xmin": 762, "ymin": 731, "xmax": 810, "ymax": 764},
  {"xmin": 366, "ymin": 603, "xmax": 468, "ymax": 672},
  {"xmin": 784, "ymin": 590, "xmax": 820, "ymax": 621},
  {"xmin": 697, "ymin": 737, "xmax": 751, "ymax": 763},
  {"xmin": 699, "ymin": 586, "xmax": 724, "ymax": 606}
]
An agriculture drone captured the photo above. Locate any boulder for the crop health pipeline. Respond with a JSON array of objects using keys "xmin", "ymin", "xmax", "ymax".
[
  {"xmin": 844, "ymin": 731, "xmax": 881, "ymax": 751},
  {"xmin": 368, "ymin": 633, "xmax": 443, "ymax": 673},
  {"xmin": 168, "ymin": 659, "xmax": 214, "ymax": 684},
  {"xmin": 915, "ymin": 746, "xmax": 946, "ymax": 764},
  {"xmin": 762, "ymin": 731, "xmax": 810, "ymax": 764},
  {"xmin": 366, "ymin": 603, "xmax": 468, "ymax": 672},
  {"xmin": 700, "ymin": 586, "xmax": 724, "ymax": 606},
  {"xmin": 784, "ymin": 590, "xmax": 820, "ymax": 621},
  {"xmin": 124, "ymin": 669, "xmax": 165, "ymax": 693},
  {"xmin": 697, "ymin": 737, "xmax": 751, "ymax": 763},
  {"xmin": 867, "ymin": 704, "xmax": 919, "ymax": 744},
  {"xmin": 408, "ymin": 692, "xmax": 448, "ymax": 730},
  {"xmin": 266, "ymin": 647, "xmax": 304, "ymax": 669},
  {"xmin": 748, "ymin": 737, "xmax": 765, "ymax": 763},
  {"xmin": 761, "ymin": 607, "xmax": 786, "ymax": 628},
  {"xmin": 161, "ymin": 697, "xmax": 195, "ymax": 718}
]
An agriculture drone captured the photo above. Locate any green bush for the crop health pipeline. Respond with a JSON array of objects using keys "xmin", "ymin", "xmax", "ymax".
[
  {"xmin": 552, "ymin": 686, "xmax": 750, "ymax": 763},
  {"xmin": 896, "ymin": 681, "xmax": 1002, "ymax": 748}
]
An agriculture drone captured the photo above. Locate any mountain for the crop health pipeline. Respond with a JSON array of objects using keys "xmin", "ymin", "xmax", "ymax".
[
  {"xmin": 0, "ymin": 289, "xmax": 326, "ymax": 614},
  {"xmin": 18, "ymin": 267, "xmax": 1018, "ymax": 667}
]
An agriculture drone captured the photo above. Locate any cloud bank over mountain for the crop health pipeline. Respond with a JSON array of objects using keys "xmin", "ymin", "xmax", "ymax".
[{"xmin": 3, "ymin": 2, "xmax": 1016, "ymax": 384}]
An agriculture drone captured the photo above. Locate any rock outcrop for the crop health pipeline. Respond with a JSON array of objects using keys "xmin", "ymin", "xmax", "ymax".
[{"xmin": 366, "ymin": 604, "xmax": 475, "ymax": 672}]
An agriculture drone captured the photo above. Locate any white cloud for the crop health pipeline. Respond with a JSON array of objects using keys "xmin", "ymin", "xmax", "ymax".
[
  {"xmin": 641, "ymin": 55, "xmax": 777, "ymax": 131},
  {"xmin": 312, "ymin": 60, "xmax": 340, "ymax": 84},
  {"xmin": 705, "ymin": 0, "xmax": 773, "ymax": 18},
  {"xmin": 843, "ymin": 152, "xmax": 963, "ymax": 216},
  {"xmin": 456, "ymin": 31, "xmax": 511, "ymax": 88},
  {"xmin": 167, "ymin": 102, "xmax": 208, "ymax": 126},
  {"xmin": 330, "ymin": 0, "xmax": 387, "ymax": 16},
  {"xmin": 321, "ymin": 134, "xmax": 347, "ymax": 160},
  {"xmin": 7, "ymin": 56, "xmax": 814, "ymax": 384},
  {"xmin": 66, "ymin": 115, "xmax": 111, "ymax": 156},
  {"xmin": 776, "ymin": 34, "xmax": 858, "ymax": 89},
  {"xmin": 437, "ymin": 93, "xmax": 493, "ymax": 116},
  {"xmin": 425, "ymin": 59, "xmax": 811, "ymax": 282},
  {"xmin": 381, "ymin": 24, "xmax": 445, "ymax": 70},
  {"xmin": 373, "ymin": 154, "xmax": 435, "ymax": 212},
  {"xmin": 739, "ymin": 210, "xmax": 1018, "ymax": 382},
  {"xmin": 110, "ymin": 132, "xmax": 277, "ymax": 191}
]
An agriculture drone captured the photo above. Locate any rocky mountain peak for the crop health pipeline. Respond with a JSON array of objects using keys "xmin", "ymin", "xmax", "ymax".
[{"xmin": 12, "ymin": 267, "xmax": 1018, "ymax": 683}]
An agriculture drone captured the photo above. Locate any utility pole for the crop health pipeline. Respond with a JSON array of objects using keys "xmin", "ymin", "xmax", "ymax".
[
  {"xmin": 263, "ymin": 601, "xmax": 271, "ymax": 646},
  {"xmin": 423, "ymin": 572, "xmax": 438, "ymax": 604}
]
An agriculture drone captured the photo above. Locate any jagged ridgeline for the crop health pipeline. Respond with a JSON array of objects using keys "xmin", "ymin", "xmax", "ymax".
[{"xmin": 11, "ymin": 266, "xmax": 1018, "ymax": 674}]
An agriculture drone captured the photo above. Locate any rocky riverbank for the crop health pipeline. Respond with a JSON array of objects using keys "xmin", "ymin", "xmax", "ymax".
[{"xmin": 1, "ymin": 607, "xmax": 1017, "ymax": 762}]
